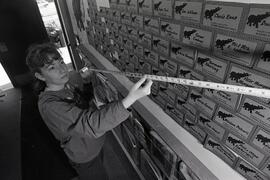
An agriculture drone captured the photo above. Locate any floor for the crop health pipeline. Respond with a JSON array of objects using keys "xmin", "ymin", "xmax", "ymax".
[{"xmin": 19, "ymin": 85, "xmax": 140, "ymax": 180}]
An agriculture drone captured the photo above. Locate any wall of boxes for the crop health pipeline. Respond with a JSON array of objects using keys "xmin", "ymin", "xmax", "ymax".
[{"xmin": 83, "ymin": 0, "xmax": 270, "ymax": 179}]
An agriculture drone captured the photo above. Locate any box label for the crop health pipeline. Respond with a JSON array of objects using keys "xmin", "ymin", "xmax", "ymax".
[
  {"xmin": 195, "ymin": 52, "xmax": 228, "ymax": 81},
  {"xmin": 225, "ymin": 133, "xmax": 265, "ymax": 167},
  {"xmin": 182, "ymin": 27, "xmax": 213, "ymax": 50},
  {"xmin": 214, "ymin": 34, "xmax": 257, "ymax": 66},
  {"xmin": 170, "ymin": 42, "xmax": 195, "ymax": 67},
  {"xmin": 205, "ymin": 137, "xmax": 237, "ymax": 166},
  {"xmin": 174, "ymin": 1, "xmax": 202, "ymax": 24},
  {"xmin": 244, "ymin": 7, "xmax": 270, "ymax": 39},
  {"xmin": 160, "ymin": 21, "xmax": 181, "ymax": 40},
  {"xmin": 203, "ymin": 4, "xmax": 243, "ymax": 32},
  {"xmin": 214, "ymin": 107, "xmax": 254, "ymax": 140}
]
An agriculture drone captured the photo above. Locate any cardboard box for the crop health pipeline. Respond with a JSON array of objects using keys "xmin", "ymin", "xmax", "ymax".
[
  {"xmin": 182, "ymin": 26, "xmax": 213, "ymax": 50},
  {"xmin": 244, "ymin": 5, "xmax": 270, "ymax": 41},
  {"xmin": 177, "ymin": 64, "xmax": 205, "ymax": 92},
  {"xmin": 159, "ymin": 56, "xmax": 178, "ymax": 76},
  {"xmin": 225, "ymin": 133, "xmax": 266, "ymax": 168},
  {"xmin": 165, "ymin": 103, "xmax": 185, "ymax": 126},
  {"xmin": 138, "ymin": 0, "xmax": 153, "ymax": 16},
  {"xmin": 254, "ymin": 43, "xmax": 270, "ymax": 75},
  {"xmin": 160, "ymin": 20, "xmax": 181, "ymax": 40},
  {"xmin": 261, "ymin": 158, "xmax": 270, "ymax": 179},
  {"xmin": 238, "ymin": 97, "xmax": 270, "ymax": 130},
  {"xmin": 203, "ymin": 2, "xmax": 245, "ymax": 32},
  {"xmin": 174, "ymin": 0, "xmax": 203, "ymax": 24},
  {"xmin": 194, "ymin": 52, "xmax": 229, "ymax": 82},
  {"xmin": 226, "ymin": 64, "xmax": 270, "ymax": 104},
  {"xmin": 214, "ymin": 106, "xmax": 255, "ymax": 140},
  {"xmin": 170, "ymin": 42, "xmax": 195, "ymax": 67},
  {"xmin": 144, "ymin": 17, "xmax": 160, "ymax": 35},
  {"xmin": 138, "ymin": 30, "xmax": 152, "ymax": 48},
  {"xmin": 236, "ymin": 159, "xmax": 269, "ymax": 180},
  {"xmin": 127, "ymin": 26, "xmax": 138, "ymax": 40},
  {"xmin": 250, "ymin": 127, "xmax": 270, "ymax": 155},
  {"xmin": 188, "ymin": 89, "xmax": 217, "ymax": 118},
  {"xmin": 213, "ymin": 34, "xmax": 258, "ymax": 67},
  {"xmin": 131, "ymin": 14, "xmax": 144, "ymax": 28},
  {"xmin": 198, "ymin": 113, "xmax": 226, "ymax": 141},
  {"xmin": 158, "ymin": 84, "xmax": 176, "ymax": 105},
  {"xmin": 184, "ymin": 117, "xmax": 207, "ymax": 143},
  {"xmin": 152, "ymin": 36, "xmax": 170, "ymax": 56},
  {"xmin": 153, "ymin": 0, "xmax": 173, "ymax": 18},
  {"xmin": 203, "ymin": 88, "xmax": 241, "ymax": 111},
  {"xmin": 204, "ymin": 136, "xmax": 238, "ymax": 167},
  {"xmin": 126, "ymin": 0, "xmax": 138, "ymax": 13}
]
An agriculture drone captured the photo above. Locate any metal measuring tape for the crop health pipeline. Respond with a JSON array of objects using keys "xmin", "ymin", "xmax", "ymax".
[{"xmin": 81, "ymin": 67, "xmax": 270, "ymax": 99}]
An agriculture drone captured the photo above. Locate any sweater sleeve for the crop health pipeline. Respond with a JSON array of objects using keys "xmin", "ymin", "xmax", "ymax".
[{"xmin": 40, "ymin": 100, "xmax": 130, "ymax": 138}]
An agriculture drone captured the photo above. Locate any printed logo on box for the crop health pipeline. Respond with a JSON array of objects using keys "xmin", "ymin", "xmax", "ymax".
[
  {"xmin": 160, "ymin": 21, "xmax": 181, "ymax": 40},
  {"xmin": 214, "ymin": 34, "xmax": 257, "ymax": 66},
  {"xmin": 144, "ymin": 17, "xmax": 159, "ymax": 35},
  {"xmin": 261, "ymin": 159, "xmax": 270, "ymax": 178},
  {"xmin": 236, "ymin": 159, "xmax": 268, "ymax": 180},
  {"xmin": 244, "ymin": 7, "xmax": 270, "ymax": 39},
  {"xmin": 188, "ymin": 90, "xmax": 216, "ymax": 118},
  {"xmin": 139, "ymin": 0, "xmax": 153, "ymax": 16},
  {"xmin": 195, "ymin": 52, "xmax": 228, "ymax": 82},
  {"xmin": 203, "ymin": 4, "xmax": 243, "ymax": 32},
  {"xmin": 170, "ymin": 43, "xmax": 195, "ymax": 67},
  {"xmin": 225, "ymin": 133, "xmax": 265, "ymax": 167},
  {"xmin": 239, "ymin": 97, "xmax": 270, "ymax": 129},
  {"xmin": 205, "ymin": 137, "xmax": 237, "ymax": 166},
  {"xmin": 198, "ymin": 113, "xmax": 225, "ymax": 141},
  {"xmin": 214, "ymin": 106, "xmax": 254, "ymax": 140},
  {"xmin": 153, "ymin": 0, "xmax": 173, "ymax": 18},
  {"xmin": 204, "ymin": 88, "xmax": 240, "ymax": 110},
  {"xmin": 152, "ymin": 36, "xmax": 170, "ymax": 56},
  {"xmin": 174, "ymin": 1, "xmax": 202, "ymax": 24},
  {"xmin": 255, "ymin": 44, "xmax": 270, "ymax": 74},
  {"xmin": 184, "ymin": 118, "xmax": 207, "ymax": 143},
  {"xmin": 182, "ymin": 27, "xmax": 213, "ymax": 50}
]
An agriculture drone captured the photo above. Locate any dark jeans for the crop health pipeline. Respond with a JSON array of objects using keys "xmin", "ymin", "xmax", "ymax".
[{"xmin": 70, "ymin": 150, "xmax": 109, "ymax": 180}]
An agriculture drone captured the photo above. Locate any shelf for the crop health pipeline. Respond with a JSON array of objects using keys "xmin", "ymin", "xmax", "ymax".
[{"xmin": 79, "ymin": 44, "xmax": 246, "ymax": 180}]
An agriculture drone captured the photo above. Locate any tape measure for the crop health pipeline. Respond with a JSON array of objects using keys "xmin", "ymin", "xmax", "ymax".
[{"xmin": 81, "ymin": 67, "xmax": 270, "ymax": 99}]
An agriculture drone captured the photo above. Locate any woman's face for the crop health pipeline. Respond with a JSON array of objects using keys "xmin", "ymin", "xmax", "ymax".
[{"xmin": 37, "ymin": 53, "xmax": 69, "ymax": 87}]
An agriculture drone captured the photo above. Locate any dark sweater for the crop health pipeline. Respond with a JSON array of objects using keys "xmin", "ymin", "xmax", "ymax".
[{"xmin": 38, "ymin": 72, "xmax": 130, "ymax": 163}]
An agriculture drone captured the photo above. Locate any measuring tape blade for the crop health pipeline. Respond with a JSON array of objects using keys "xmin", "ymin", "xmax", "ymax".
[{"xmin": 83, "ymin": 68, "xmax": 270, "ymax": 99}]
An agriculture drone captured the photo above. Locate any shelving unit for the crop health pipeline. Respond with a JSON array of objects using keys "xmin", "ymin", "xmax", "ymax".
[{"xmin": 79, "ymin": 44, "xmax": 246, "ymax": 180}]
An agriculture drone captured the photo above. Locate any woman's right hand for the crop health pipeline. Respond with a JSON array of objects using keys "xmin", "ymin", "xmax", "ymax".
[{"xmin": 122, "ymin": 76, "xmax": 153, "ymax": 109}]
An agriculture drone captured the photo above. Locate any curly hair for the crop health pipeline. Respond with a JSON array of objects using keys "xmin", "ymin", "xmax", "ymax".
[{"xmin": 25, "ymin": 42, "xmax": 62, "ymax": 94}]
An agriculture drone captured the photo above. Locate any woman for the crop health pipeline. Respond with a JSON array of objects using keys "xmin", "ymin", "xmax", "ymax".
[{"xmin": 26, "ymin": 42, "xmax": 152, "ymax": 180}]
